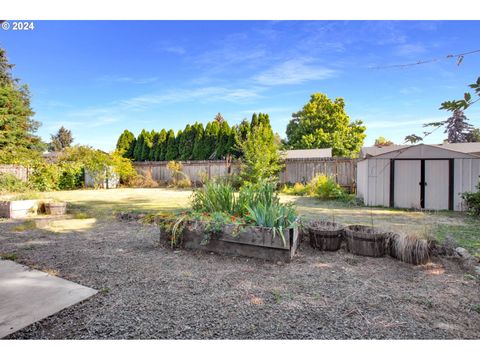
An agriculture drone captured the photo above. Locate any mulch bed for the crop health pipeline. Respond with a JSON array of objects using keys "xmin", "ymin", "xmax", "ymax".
[{"xmin": 0, "ymin": 219, "xmax": 479, "ymax": 339}]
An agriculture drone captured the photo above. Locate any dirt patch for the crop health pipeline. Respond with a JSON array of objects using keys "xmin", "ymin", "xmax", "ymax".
[{"xmin": 0, "ymin": 217, "xmax": 478, "ymax": 339}]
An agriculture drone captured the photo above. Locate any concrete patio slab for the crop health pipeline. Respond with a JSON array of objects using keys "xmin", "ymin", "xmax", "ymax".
[{"xmin": 0, "ymin": 260, "xmax": 97, "ymax": 338}]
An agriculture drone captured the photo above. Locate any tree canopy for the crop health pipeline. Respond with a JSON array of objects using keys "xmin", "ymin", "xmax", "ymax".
[
  {"xmin": 405, "ymin": 76, "xmax": 480, "ymax": 144},
  {"xmin": 374, "ymin": 136, "xmax": 394, "ymax": 146},
  {"xmin": 285, "ymin": 93, "xmax": 366, "ymax": 157},
  {"xmin": 0, "ymin": 48, "xmax": 43, "ymax": 163},
  {"xmin": 49, "ymin": 126, "xmax": 74, "ymax": 152},
  {"xmin": 116, "ymin": 129, "xmax": 136, "ymax": 158}
]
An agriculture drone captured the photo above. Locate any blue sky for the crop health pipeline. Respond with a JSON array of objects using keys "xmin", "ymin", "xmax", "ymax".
[{"xmin": 1, "ymin": 20, "xmax": 479, "ymax": 151}]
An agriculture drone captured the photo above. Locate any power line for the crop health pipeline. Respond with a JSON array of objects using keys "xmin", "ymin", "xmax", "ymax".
[{"xmin": 370, "ymin": 49, "xmax": 480, "ymax": 69}]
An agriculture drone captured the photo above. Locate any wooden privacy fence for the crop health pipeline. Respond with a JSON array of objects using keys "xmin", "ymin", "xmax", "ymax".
[
  {"xmin": 280, "ymin": 157, "xmax": 357, "ymax": 191},
  {"xmin": 0, "ymin": 164, "xmax": 29, "ymax": 182},
  {"xmin": 134, "ymin": 158, "xmax": 357, "ymax": 191}
]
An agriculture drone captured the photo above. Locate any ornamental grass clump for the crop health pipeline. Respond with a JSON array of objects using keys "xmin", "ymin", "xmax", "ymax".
[{"xmin": 389, "ymin": 233, "xmax": 430, "ymax": 265}]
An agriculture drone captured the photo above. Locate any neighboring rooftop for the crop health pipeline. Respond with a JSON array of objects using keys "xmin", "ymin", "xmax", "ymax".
[
  {"xmin": 360, "ymin": 142, "xmax": 480, "ymax": 158},
  {"xmin": 283, "ymin": 148, "xmax": 332, "ymax": 159},
  {"xmin": 437, "ymin": 142, "xmax": 480, "ymax": 155}
]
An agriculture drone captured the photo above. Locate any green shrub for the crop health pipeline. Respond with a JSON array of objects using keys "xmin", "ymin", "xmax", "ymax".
[
  {"xmin": 309, "ymin": 174, "xmax": 347, "ymax": 200},
  {"xmin": 176, "ymin": 178, "xmax": 192, "ymax": 188},
  {"xmin": 28, "ymin": 162, "xmax": 60, "ymax": 191},
  {"xmin": 0, "ymin": 173, "xmax": 30, "ymax": 193},
  {"xmin": 280, "ymin": 175, "xmax": 348, "ymax": 200},
  {"xmin": 281, "ymin": 182, "xmax": 309, "ymax": 196},
  {"xmin": 58, "ymin": 163, "xmax": 84, "ymax": 190},
  {"xmin": 462, "ymin": 182, "xmax": 480, "ymax": 216}
]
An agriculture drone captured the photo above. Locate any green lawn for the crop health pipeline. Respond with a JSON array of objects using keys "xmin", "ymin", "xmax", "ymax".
[{"xmin": 3, "ymin": 188, "xmax": 479, "ymax": 253}]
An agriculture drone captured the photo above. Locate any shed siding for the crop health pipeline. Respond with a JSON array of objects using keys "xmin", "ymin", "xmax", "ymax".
[
  {"xmin": 356, "ymin": 160, "xmax": 368, "ymax": 202},
  {"xmin": 453, "ymin": 158, "xmax": 480, "ymax": 211},
  {"xmin": 362, "ymin": 158, "xmax": 390, "ymax": 207}
]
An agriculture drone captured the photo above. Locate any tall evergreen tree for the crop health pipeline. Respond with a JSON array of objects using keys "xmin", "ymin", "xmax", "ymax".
[
  {"xmin": 140, "ymin": 130, "xmax": 154, "ymax": 161},
  {"xmin": 192, "ymin": 122, "xmax": 206, "ymax": 160},
  {"xmin": 231, "ymin": 119, "xmax": 250, "ymax": 158},
  {"xmin": 179, "ymin": 124, "xmax": 197, "ymax": 160},
  {"xmin": 215, "ymin": 121, "xmax": 231, "ymax": 159},
  {"xmin": 0, "ymin": 47, "xmax": 43, "ymax": 162},
  {"xmin": 155, "ymin": 129, "xmax": 167, "ymax": 160},
  {"xmin": 250, "ymin": 113, "xmax": 259, "ymax": 129},
  {"xmin": 214, "ymin": 112, "xmax": 225, "ymax": 124},
  {"xmin": 116, "ymin": 129, "xmax": 136, "ymax": 158},
  {"xmin": 165, "ymin": 129, "xmax": 177, "ymax": 160},
  {"xmin": 133, "ymin": 131, "xmax": 145, "ymax": 161},
  {"xmin": 205, "ymin": 120, "xmax": 220, "ymax": 159},
  {"xmin": 49, "ymin": 126, "xmax": 74, "ymax": 152},
  {"xmin": 227, "ymin": 126, "xmax": 237, "ymax": 157},
  {"xmin": 149, "ymin": 131, "xmax": 160, "ymax": 160}
]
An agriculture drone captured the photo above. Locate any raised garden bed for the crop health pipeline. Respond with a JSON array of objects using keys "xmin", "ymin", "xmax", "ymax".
[
  {"xmin": 0, "ymin": 200, "xmax": 37, "ymax": 219},
  {"xmin": 344, "ymin": 224, "xmax": 387, "ymax": 257},
  {"xmin": 160, "ymin": 219, "xmax": 300, "ymax": 262},
  {"xmin": 307, "ymin": 220, "xmax": 344, "ymax": 251}
]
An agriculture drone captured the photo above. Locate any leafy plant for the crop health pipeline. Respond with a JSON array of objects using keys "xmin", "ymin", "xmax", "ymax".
[
  {"xmin": 191, "ymin": 179, "xmax": 237, "ymax": 214},
  {"xmin": 309, "ymin": 174, "xmax": 347, "ymax": 200},
  {"xmin": 461, "ymin": 182, "xmax": 480, "ymax": 216},
  {"xmin": 245, "ymin": 202, "xmax": 297, "ymax": 246},
  {"xmin": 28, "ymin": 161, "xmax": 60, "ymax": 191},
  {"xmin": 0, "ymin": 173, "xmax": 30, "ymax": 193},
  {"xmin": 167, "ymin": 160, "xmax": 191, "ymax": 188}
]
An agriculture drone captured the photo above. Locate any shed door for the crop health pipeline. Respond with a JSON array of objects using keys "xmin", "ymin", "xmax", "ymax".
[
  {"xmin": 424, "ymin": 160, "xmax": 449, "ymax": 210},
  {"xmin": 394, "ymin": 160, "xmax": 421, "ymax": 209}
]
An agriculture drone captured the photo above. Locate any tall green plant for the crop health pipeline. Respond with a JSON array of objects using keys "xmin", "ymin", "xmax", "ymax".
[{"xmin": 237, "ymin": 117, "xmax": 283, "ymax": 184}]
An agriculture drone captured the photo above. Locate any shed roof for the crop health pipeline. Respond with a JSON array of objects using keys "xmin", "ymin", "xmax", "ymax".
[
  {"xmin": 436, "ymin": 142, "xmax": 480, "ymax": 154},
  {"xmin": 282, "ymin": 148, "xmax": 332, "ymax": 159},
  {"xmin": 360, "ymin": 142, "xmax": 480, "ymax": 158},
  {"xmin": 364, "ymin": 144, "xmax": 480, "ymax": 160}
]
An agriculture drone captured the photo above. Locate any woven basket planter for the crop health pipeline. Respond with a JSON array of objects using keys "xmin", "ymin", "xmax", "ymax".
[
  {"xmin": 307, "ymin": 220, "xmax": 344, "ymax": 251},
  {"xmin": 345, "ymin": 225, "xmax": 387, "ymax": 257}
]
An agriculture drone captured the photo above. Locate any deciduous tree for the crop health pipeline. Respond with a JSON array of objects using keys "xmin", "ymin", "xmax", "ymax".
[{"xmin": 285, "ymin": 93, "xmax": 366, "ymax": 156}]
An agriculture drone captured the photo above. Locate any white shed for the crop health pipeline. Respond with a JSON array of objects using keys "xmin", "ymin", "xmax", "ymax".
[{"xmin": 356, "ymin": 144, "xmax": 480, "ymax": 211}]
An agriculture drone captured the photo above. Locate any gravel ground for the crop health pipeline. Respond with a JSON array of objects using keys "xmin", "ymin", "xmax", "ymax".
[{"xmin": 0, "ymin": 218, "xmax": 479, "ymax": 339}]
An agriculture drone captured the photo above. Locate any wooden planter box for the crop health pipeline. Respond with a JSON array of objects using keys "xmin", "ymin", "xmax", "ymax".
[
  {"xmin": 172, "ymin": 220, "xmax": 300, "ymax": 262},
  {"xmin": 0, "ymin": 200, "xmax": 37, "ymax": 219}
]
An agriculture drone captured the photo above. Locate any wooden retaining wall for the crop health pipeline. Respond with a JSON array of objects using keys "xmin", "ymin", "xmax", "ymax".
[
  {"xmin": 0, "ymin": 164, "xmax": 29, "ymax": 182},
  {"xmin": 134, "ymin": 158, "xmax": 357, "ymax": 190}
]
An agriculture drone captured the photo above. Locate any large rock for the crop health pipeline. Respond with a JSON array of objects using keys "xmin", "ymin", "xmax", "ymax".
[{"xmin": 455, "ymin": 247, "xmax": 473, "ymax": 259}]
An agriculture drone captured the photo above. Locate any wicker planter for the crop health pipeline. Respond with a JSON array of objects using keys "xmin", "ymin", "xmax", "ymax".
[
  {"xmin": 345, "ymin": 225, "xmax": 387, "ymax": 257},
  {"xmin": 307, "ymin": 220, "xmax": 344, "ymax": 251},
  {"xmin": 45, "ymin": 202, "xmax": 67, "ymax": 215},
  {"xmin": 162, "ymin": 220, "xmax": 300, "ymax": 262}
]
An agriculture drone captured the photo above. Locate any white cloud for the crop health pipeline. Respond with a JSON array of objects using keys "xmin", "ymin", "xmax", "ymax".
[
  {"xmin": 252, "ymin": 59, "xmax": 336, "ymax": 86},
  {"xmin": 394, "ymin": 43, "xmax": 427, "ymax": 57}
]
